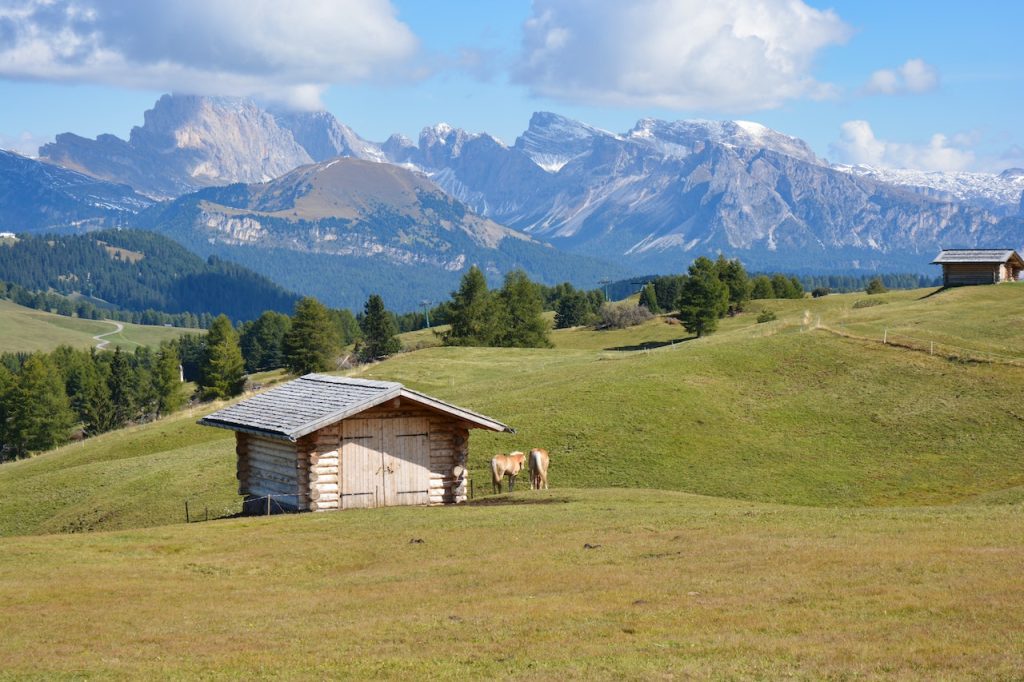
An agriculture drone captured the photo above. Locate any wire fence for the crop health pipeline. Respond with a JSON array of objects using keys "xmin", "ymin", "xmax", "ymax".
[{"xmin": 819, "ymin": 323, "xmax": 1024, "ymax": 367}]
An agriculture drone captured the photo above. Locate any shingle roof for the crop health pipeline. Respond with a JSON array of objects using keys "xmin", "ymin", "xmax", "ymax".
[
  {"xmin": 198, "ymin": 374, "xmax": 513, "ymax": 441},
  {"xmin": 931, "ymin": 249, "xmax": 1022, "ymax": 264}
]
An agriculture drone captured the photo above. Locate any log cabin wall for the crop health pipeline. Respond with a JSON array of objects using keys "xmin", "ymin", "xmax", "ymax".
[
  {"xmin": 943, "ymin": 263, "xmax": 1000, "ymax": 286},
  {"xmin": 304, "ymin": 425, "xmax": 341, "ymax": 512},
  {"xmin": 237, "ymin": 433, "xmax": 307, "ymax": 511}
]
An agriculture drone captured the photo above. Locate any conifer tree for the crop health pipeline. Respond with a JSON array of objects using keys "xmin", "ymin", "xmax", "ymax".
[
  {"xmin": 108, "ymin": 347, "xmax": 137, "ymax": 427},
  {"xmin": 6, "ymin": 354, "xmax": 75, "ymax": 457},
  {"xmin": 202, "ymin": 314, "xmax": 246, "ymax": 399},
  {"xmin": 495, "ymin": 270, "xmax": 551, "ymax": 348},
  {"xmin": 358, "ymin": 294, "xmax": 402, "ymax": 361},
  {"xmin": 714, "ymin": 255, "xmax": 752, "ymax": 312},
  {"xmin": 154, "ymin": 342, "xmax": 185, "ymax": 416},
  {"xmin": 751, "ymin": 275, "xmax": 775, "ymax": 299},
  {"xmin": 677, "ymin": 256, "xmax": 729, "ymax": 337},
  {"xmin": 443, "ymin": 265, "xmax": 499, "ymax": 346},
  {"xmin": 638, "ymin": 282, "xmax": 661, "ymax": 314},
  {"xmin": 241, "ymin": 311, "xmax": 292, "ymax": 372},
  {"xmin": 0, "ymin": 363, "xmax": 14, "ymax": 459},
  {"xmin": 555, "ymin": 290, "xmax": 593, "ymax": 328},
  {"xmin": 283, "ymin": 297, "xmax": 339, "ymax": 375}
]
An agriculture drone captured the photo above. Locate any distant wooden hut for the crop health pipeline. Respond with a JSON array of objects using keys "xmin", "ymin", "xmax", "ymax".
[
  {"xmin": 199, "ymin": 375, "xmax": 513, "ymax": 513},
  {"xmin": 932, "ymin": 249, "xmax": 1024, "ymax": 286}
]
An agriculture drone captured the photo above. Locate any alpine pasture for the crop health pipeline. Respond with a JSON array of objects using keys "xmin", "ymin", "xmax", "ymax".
[{"xmin": 2, "ymin": 285, "xmax": 1024, "ymax": 679}]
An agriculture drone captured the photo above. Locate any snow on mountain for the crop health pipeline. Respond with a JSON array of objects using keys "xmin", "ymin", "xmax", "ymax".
[{"xmin": 834, "ymin": 164, "xmax": 1024, "ymax": 216}]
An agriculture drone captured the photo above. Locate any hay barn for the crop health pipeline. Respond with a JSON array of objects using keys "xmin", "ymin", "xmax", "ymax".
[
  {"xmin": 199, "ymin": 375, "xmax": 513, "ymax": 513},
  {"xmin": 932, "ymin": 249, "xmax": 1024, "ymax": 286}
]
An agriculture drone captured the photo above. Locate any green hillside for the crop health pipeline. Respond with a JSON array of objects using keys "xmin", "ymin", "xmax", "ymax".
[
  {"xmin": 0, "ymin": 298, "xmax": 197, "ymax": 353},
  {"xmin": 4, "ymin": 285, "xmax": 1024, "ymax": 538}
]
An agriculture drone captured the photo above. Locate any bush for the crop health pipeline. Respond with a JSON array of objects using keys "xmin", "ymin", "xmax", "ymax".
[
  {"xmin": 852, "ymin": 299, "xmax": 887, "ymax": 309},
  {"xmin": 811, "ymin": 287, "xmax": 831, "ymax": 298},
  {"xmin": 865, "ymin": 277, "xmax": 888, "ymax": 295},
  {"xmin": 597, "ymin": 301, "xmax": 653, "ymax": 329},
  {"xmin": 756, "ymin": 309, "xmax": 777, "ymax": 323}
]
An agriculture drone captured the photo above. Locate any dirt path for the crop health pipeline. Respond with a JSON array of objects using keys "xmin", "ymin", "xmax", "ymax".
[{"xmin": 93, "ymin": 321, "xmax": 124, "ymax": 350}]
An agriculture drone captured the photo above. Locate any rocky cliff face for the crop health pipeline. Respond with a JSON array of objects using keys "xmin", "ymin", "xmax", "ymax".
[
  {"xmin": 38, "ymin": 95, "xmax": 380, "ymax": 199},
  {"xmin": 137, "ymin": 156, "xmax": 623, "ymax": 309},
  {"xmin": 381, "ymin": 113, "xmax": 1024, "ymax": 272},
  {"xmin": 35, "ymin": 95, "xmax": 1024, "ymax": 274}
]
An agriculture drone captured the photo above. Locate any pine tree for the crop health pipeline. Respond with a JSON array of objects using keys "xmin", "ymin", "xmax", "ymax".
[
  {"xmin": 283, "ymin": 298, "xmax": 339, "ymax": 375},
  {"xmin": 358, "ymin": 294, "xmax": 401, "ymax": 361},
  {"xmin": 555, "ymin": 290, "xmax": 593, "ymax": 328},
  {"xmin": 443, "ymin": 265, "xmax": 499, "ymax": 346},
  {"xmin": 495, "ymin": 270, "xmax": 551, "ymax": 348},
  {"xmin": 751, "ymin": 275, "xmax": 775, "ymax": 299},
  {"xmin": 714, "ymin": 256, "xmax": 752, "ymax": 312},
  {"xmin": 154, "ymin": 342, "xmax": 185, "ymax": 416},
  {"xmin": 677, "ymin": 256, "xmax": 729, "ymax": 337},
  {"xmin": 107, "ymin": 347, "xmax": 137, "ymax": 427},
  {"xmin": 202, "ymin": 314, "xmax": 246, "ymax": 399},
  {"xmin": 6, "ymin": 354, "xmax": 75, "ymax": 457},
  {"xmin": 0, "ymin": 363, "xmax": 14, "ymax": 459},
  {"xmin": 865, "ymin": 277, "xmax": 888, "ymax": 295},
  {"xmin": 638, "ymin": 282, "xmax": 661, "ymax": 314},
  {"xmin": 241, "ymin": 311, "xmax": 292, "ymax": 372}
]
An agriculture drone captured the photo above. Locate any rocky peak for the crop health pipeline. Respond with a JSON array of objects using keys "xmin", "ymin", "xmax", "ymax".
[{"xmin": 513, "ymin": 112, "xmax": 612, "ymax": 172}]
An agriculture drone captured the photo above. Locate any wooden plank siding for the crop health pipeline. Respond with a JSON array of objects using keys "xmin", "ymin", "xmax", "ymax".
[
  {"xmin": 233, "ymin": 394, "xmax": 478, "ymax": 514},
  {"xmin": 943, "ymin": 263, "xmax": 1001, "ymax": 286}
]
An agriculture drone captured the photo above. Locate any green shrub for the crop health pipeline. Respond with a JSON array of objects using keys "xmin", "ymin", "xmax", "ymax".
[
  {"xmin": 852, "ymin": 299, "xmax": 887, "ymax": 309},
  {"xmin": 756, "ymin": 309, "xmax": 777, "ymax": 323}
]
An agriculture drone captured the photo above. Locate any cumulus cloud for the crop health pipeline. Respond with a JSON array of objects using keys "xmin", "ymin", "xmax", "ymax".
[
  {"xmin": 865, "ymin": 58, "xmax": 939, "ymax": 95},
  {"xmin": 830, "ymin": 120, "xmax": 975, "ymax": 172},
  {"xmin": 513, "ymin": 0, "xmax": 851, "ymax": 111},
  {"xmin": 0, "ymin": 0, "xmax": 420, "ymax": 108}
]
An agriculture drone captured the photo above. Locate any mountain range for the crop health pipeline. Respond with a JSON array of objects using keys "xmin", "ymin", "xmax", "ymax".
[{"xmin": 5, "ymin": 93, "xmax": 1024, "ymax": 309}]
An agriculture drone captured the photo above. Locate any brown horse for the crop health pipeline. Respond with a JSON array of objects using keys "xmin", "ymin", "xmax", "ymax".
[
  {"xmin": 529, "ymin": 448, "xmax": 550, "ymax": 490},
  {"xmin": 491, "ymin": 451, "xmax": 527, "ymax": 493}
]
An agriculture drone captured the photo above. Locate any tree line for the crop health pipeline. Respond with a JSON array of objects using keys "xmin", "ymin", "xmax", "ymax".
[
  {"xmin": 0, "ymin": 344, "xmax": 183, "ymax": 461},
  {"xmin": 0, "ymin": 229, "xmax": 298, "ymax": 321}
]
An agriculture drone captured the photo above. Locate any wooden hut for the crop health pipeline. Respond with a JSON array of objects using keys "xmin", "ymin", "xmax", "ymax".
[
  {"xmin": 932, "ymin": 249, "xmax": 1024, "ymax": 286},
  {"xmin": 199, "ymin": 374, "xmax": 513, "ymax": 513}
]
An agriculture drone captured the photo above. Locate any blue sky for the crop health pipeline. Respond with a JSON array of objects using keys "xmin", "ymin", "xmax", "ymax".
[{"xmin": 0, "ymin": 1, "xmax": 1021, "ymax": 172}]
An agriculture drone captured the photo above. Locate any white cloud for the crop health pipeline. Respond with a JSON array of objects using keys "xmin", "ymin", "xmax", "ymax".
[
  {"xmin": 0, "ymin": 131, "xmax": 52, "ymax": 157},
  {"xmin": 830, "ymin": 120, "xmax": 975, "ymax": 172},
  {"xmin": 0, "ymin": 0, "xmax": 420, "ymax": 108},
  {"xmin": 513, "ymin": 0, "xmax": 851, "ymax": 111},
  {"xmin": 865, "ymin": 58, "xmax": 939, "ymax": 95}
]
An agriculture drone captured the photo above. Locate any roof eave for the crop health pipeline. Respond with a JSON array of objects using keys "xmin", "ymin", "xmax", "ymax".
[
  {"xmin": 197, "ymin": 418, "xmax": 294, "ymax": 442},
  {"xmin": 398, "ymin": 388, "xmax": 515, "ymax": 433}
]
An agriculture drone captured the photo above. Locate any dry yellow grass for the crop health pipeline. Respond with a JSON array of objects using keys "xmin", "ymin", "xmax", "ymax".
[{"xmin": 0, "ymin": 489, "xmax": 1021, "ymax": 679}]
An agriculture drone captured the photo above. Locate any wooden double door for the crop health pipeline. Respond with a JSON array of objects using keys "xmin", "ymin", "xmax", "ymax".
[{"xmin": 340, "ymin": 417, "xmax": 431, "ymax": 509}]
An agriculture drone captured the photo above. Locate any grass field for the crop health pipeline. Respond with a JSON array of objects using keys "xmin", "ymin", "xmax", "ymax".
[
  {"xmin": 1, "ymin": 489, "xmax": 1021, "ymax": 679},
  {"xmin": 0, "ymin": 298, "xmax": 198, "ymax": 353},
  {"xmin": 4, "ymin": 286, "xmax": 1024, "ymax": 537},
  {"xmin": 3, "ymin": 284, "xmax": 1024, "ymax": 678}
]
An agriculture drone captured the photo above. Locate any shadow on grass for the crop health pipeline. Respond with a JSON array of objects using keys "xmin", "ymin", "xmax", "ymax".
[
  {"xmin": 468, "ymin": 495, "xmax": 574, "ymax": 507},
  {"xmin": 917, "ymin": 287, "xmax": 948, "ymax": 300},
  {"xmin": 606, "ymin": 336, "xmax": 695, "ymax": 351}
]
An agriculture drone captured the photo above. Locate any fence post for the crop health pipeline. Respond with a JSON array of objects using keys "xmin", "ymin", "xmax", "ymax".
[
  {"xmin": 883, "ymin": 328, "xmax": 888, "ymax": 344},
  {"xmin": 266, "ymin": 495, "xmax": 271, "ymax": 516},
  {"xmin": 930, "ymin": 341, "xmax": 934, "ymax": 355},
  {"xmin": 184, "ymin": 499, "xmax": 190, "ymax": 523}
]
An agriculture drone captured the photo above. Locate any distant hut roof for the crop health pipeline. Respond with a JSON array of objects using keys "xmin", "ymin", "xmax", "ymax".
[
  {"xmin": 199, "ymin": 374, "xmax": 513, "ymax": 441},
  {"xmin": 931, "ymin": 249, "xmax": 1024, "ymax": 266}
]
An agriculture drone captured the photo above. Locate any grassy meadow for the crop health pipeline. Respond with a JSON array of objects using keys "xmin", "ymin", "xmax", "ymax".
[
  {"xmin": 1, "ymin": 489, "xmax": 1022, "ymax": 679},
  {"xmin": 2, "ymin": 284, "xmax": 1024, "ymax": 678},
  {"xmin": 0, "ymin": 298, "xmax": 198, "ymax": 353}
]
